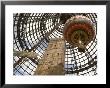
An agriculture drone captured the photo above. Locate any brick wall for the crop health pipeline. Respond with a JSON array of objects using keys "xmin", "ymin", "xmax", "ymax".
[{"xmin": 34, "ymin": 38, "xmax": 65, "ymax": 75}]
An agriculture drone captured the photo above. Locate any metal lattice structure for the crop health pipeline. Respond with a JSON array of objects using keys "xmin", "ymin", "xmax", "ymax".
[{"xmin": 13, "ymin": 13, "xmax": 97, "ymax": 75}]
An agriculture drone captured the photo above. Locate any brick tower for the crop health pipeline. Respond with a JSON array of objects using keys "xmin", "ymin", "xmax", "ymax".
[{"xmin": 34, "ymin": 38, "xmax": 65, "ymax": 75}]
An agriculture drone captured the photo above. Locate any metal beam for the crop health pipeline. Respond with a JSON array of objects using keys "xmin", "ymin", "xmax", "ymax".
[{"xmin": 29, "ymin": 22, "xmax": 62, "ymax": 51}]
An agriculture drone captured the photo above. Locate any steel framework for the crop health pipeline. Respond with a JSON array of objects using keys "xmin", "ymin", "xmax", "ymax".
[{"xmin": 13, "ymin": 13, "xmax": 97, "ymax": 75}]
